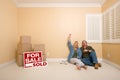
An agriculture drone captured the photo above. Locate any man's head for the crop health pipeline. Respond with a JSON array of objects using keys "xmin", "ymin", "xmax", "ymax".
[
  {"xmin": 82, "ymin": 40, "xmax": 88, "ymax": 47},
  {"xmin": 73, "ymin": 41, "xmax": 79, "ymax": 48}
]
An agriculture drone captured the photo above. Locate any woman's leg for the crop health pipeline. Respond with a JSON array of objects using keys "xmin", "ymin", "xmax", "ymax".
[{"xmin": 70, "ymin": 58, "xmax": 86, "ymax": 70}]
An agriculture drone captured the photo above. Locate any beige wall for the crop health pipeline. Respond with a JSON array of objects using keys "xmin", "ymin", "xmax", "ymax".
[
  {"xmin": 102, "ymin": 43, "xmax": 120, "ymax": 65},
  {"xmin": 102, "ymin": 0, "xmax": 120, "ymax": 66},
  {"xmin": 18, "ymin": 7, "xmax": 102, "ymax": 58},
  {"xmin": 0, "ymin": 0, "xmax": 18, "ymax": 64}
]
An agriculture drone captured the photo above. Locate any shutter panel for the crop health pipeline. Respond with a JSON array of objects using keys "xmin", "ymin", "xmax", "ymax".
[
  {"xmin": 103, "ymin": 1, "xmax": 120, "ymax": 43},
  {"xmin": 115, "ymin": 4, "xmax": 120, "ymax": 39},
  {"xmin": 103, "ymin": 12, "xmax": 110, "ymax": 40},
  {"xmin": 86, "ymin": 14, "xmax": 102, "ymax": 43}
]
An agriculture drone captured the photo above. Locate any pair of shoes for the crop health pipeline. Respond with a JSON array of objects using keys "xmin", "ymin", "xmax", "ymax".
[
  {"xmin": 82, "ymin": 65, "xmax": 87, "ymax": 70},
  {"xmin": 98, "ymin": 63, "xmax": 102, "ymax": 67},
  {"xmin": 94, "ymin": 63, "xmax": 99, "ymax": 69}
]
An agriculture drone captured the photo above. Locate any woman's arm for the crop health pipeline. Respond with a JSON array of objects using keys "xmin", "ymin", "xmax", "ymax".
[
  {"xmin": 68, "ymin": 34, "xmax": 71, "ymax": 41},
  {"xmin": 67, "ymin": 34, "xmax": 72, "ymax": 48}
]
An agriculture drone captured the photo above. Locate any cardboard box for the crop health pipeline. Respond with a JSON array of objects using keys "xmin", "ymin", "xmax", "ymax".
[
  {"xmin": 33, "ymin": 44, "xmax": 45, "ymax": 54},
  {"xmin": 20, "ymin": 36, "xmax": 31, "ymax": 44},
  {"xmin": 33, "ymin": 44, "xmax": 46, "ymax": 61},
  {"xmin": 16, "ymin": 54, "xmax": 23, "ymax": 66},
  {"xmin": 17, "ymin": 43, "xmax": 32, "ymax": 54},
  {"xmin": 42, "ymin": 54, "xmax": 46, "ymax": 61}
]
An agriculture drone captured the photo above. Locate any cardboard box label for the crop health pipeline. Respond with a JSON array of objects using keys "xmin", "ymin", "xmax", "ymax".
[{"xmin": 23, "ymin": 51, "xmax": 47, "ymax": 68}]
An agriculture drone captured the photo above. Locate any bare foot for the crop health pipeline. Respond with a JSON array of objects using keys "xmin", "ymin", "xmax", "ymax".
[
  {"xmin": 76, "ymin": 65, "xmax": 81, "ymax": 70},
  {"xmin": 81, "ymin": 65, "xmax": 87, "ymax": 70}
]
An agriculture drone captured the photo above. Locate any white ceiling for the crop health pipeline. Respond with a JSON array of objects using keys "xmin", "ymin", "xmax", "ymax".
[{"xmin": 14, "ymin": 0, "xmax": 107, "ymax": 7}]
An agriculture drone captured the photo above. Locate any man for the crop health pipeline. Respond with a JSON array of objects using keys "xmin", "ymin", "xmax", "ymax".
[
  {"xmin": 80, "ymin": 40, "xmax": 101, "ymax": 69},
  {"xmin": 67, "ymin": 34, "xmax": 87, "ymax": 70}
]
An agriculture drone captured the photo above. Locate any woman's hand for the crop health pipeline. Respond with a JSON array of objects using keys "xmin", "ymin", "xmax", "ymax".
[{"xmin": 68, "ymin": 34, "xmax": 71, "ymax": 41}]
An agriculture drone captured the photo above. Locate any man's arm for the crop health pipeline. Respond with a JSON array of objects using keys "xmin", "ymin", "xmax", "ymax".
[
  {"xmin": 82, "ymin": 46, "xmax": 95, "ymax": 53},
  {"xmin": 88, "ymin": 46, "xmax": 95, "ymax": 52}
]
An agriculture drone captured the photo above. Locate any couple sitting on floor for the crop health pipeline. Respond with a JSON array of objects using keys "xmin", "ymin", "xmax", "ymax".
[{"xmin": 67, "ymin": 34, "xmax": 101, "ymax": 70}]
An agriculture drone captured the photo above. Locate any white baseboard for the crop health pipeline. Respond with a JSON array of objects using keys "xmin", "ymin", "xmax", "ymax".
[
  {"xmin": 47, "ymin": 58, "xmax": 67, "ymax": 62},
  {"xmin": 102, "ymin": 59, "xmax": 120, "ymax": 70},
  {"xmin": 0, "ymin": 59, "xmax": 15, "ymax": 68},
  {"xmin": 47, "ymin": 58, "xmax": 102, "ymax": 62}
]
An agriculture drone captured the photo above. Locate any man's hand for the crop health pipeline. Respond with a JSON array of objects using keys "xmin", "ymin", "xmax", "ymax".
[
  {"xmin": 89, "ymin": 50, "xmax": 92, "ymax": 52},
  {"xmin": 83, "ymin": 49, "xmax": 88, "ymax": 52},
  {"xmin": 83, "ymin": 49, "xmax": 92, "ymax": 52}
]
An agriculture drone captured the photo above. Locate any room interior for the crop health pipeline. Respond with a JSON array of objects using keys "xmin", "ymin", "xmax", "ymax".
[{"xmin": 0, "ymin": 0, "xmax": 120, "ymax": 80}]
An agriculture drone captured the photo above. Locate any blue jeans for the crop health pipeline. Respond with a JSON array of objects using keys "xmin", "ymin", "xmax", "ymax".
[{"xmin": 81, "ymin": 51, "xmax": 98, "ymax": 66}]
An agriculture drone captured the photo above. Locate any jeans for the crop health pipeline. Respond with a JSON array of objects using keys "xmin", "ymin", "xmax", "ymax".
[{"xmin": 81, "ymin": 51, "xmax": 98, "ymax": 66}]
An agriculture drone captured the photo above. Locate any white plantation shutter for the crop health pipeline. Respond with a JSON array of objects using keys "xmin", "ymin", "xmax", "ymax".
[
  {"xmin": 86, "ymin": 14, "xmax": 102, "ymax": 43},
  {"xmin": 103, "ymin": 1, "xmax": 120, "ymax": 43},
  {"xmin": 103, "ymin": 12, "xmax": 110, "ymax": 40},
  {"xmin": 115, "ymin": 4, "xmax": 120, "ymax": 39},
  {"xmin": 110, "ymin": 9, "xmax": 115, "ymax": 39}
]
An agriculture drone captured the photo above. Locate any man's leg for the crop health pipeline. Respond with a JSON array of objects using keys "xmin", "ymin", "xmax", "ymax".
[
  {"xmin": 89, "ymin": 51, "xmax": 98, "ymax": 64},
  {"xmin": 81, "ymin": 57, "xmax": 94, "ymax": 66},
  {"xmin": 90, "ymin": 51, "xmax": 102, "ymax": 69}
]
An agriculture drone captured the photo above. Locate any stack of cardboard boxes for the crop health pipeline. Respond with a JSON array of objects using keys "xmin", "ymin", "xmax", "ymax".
[
  {"xmin": 33, "ymin": 44, "xmax": 46, "ymax": 61},
  {"xmin": 16, "ymin": 36, "xmax": 32, "ymax": 66},
  {"xmin": 16, "ymin": 36, "xmax": 46, "ymax": 66}
]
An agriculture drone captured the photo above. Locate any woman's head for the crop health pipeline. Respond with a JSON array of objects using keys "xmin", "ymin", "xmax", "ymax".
[{"xmin": 73, "ymin": 41, "xmax": 79, "ymax": 48}]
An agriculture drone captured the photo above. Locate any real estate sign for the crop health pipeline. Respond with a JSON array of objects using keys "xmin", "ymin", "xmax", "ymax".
[{"xmin": 23, "ymin": 51, "xmax": 47, "ymax": 68}]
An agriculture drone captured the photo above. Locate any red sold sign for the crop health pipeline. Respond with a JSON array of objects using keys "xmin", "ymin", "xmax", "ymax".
[{"xmin": 23, "ymin": 51, "xmax": 47, "ymax": 68}]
